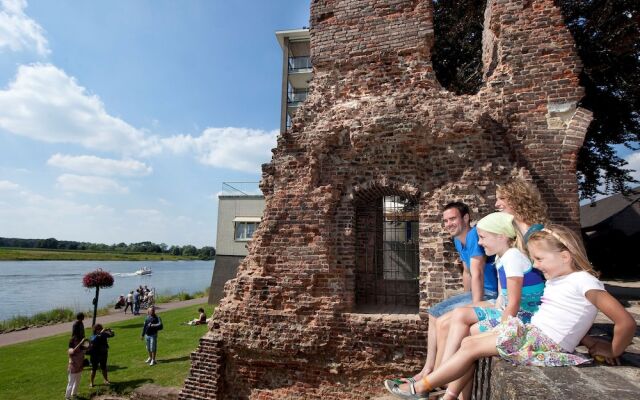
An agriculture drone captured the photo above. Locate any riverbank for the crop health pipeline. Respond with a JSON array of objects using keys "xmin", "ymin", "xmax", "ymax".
[
  {"xmin": 0, "ymin": 288, "xmax": 209, "ymax": 334},
  {"xmin": 0, "ymin": 296, "xmax": 209, "ymax": 347},
  {"xmin": 0, "ymin": 247, "xmax": 204, "ymax": 261}
]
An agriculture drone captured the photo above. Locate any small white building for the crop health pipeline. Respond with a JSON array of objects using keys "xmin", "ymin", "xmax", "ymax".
[{"xmin": 209, "ymin": 183, "xmax": 265, "ymax": 304}]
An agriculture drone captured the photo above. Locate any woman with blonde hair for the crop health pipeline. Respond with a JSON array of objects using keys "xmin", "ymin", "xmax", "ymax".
[{"xmin": 495, "ymin": 178, "xmax": 549, "ymax": 243}]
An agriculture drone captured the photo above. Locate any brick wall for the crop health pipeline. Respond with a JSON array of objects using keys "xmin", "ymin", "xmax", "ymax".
[{"xmin": 181, "ymin": 1, "xmax": 590, "ymax": 398}]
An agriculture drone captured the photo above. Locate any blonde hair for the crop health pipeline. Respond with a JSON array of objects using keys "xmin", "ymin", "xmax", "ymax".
[
  {"xmin": 527, "ymin": 224, "xmax": 599, "ymax": 277},
  {"xmin": 496, "ymin": 178, "xmax": 549, "ymax": 225}
]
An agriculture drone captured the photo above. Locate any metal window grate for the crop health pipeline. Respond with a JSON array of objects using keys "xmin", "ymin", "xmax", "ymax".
[{"xmin": 355, "ymin": 195, "xmax": 419, "ymax": 310}]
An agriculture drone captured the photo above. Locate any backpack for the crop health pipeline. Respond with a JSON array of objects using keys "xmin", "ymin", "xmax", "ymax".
[{"xmin": 156, "ymin": 317, "xmax": 164, "ymax": 331}]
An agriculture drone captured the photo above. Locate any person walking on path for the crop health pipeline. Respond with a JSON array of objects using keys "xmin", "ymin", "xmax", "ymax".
[
  {"xmin": 65, "ymin": 335, "xmax": 87, "ymax": 399},
  {"xmin": 141, "ymin": 306, "xmax": 163, "ymax": 366},
  {"xmin": 124, "ymin": 291, "xmax": 134, "ymax": 314},
  {"xmin": 133, "ymin": 289, "xmax": 141, "ymax": 316},
  {"xmin": 88, "ymin": 324, "xmax": 114, "ymax": 387}
]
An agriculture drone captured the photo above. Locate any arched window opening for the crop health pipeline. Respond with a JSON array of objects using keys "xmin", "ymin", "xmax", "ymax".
[
  {"xmin": 355, "ymin": 195, "xmax": 419, "ymax": 312},
  {"xmin": 432, "ymin": 0, "xmax": 486, "ymax": 95}
]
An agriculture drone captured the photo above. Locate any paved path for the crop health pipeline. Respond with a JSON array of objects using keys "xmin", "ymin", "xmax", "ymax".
[{"xmin": 0, "ymin": 297, "xmax": 208, "ymax": 348}]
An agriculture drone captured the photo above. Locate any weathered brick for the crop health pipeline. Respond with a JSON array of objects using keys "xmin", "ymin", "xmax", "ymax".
[{"xmin": 181, "ymin": 1, "xmax": 589, "ymax": 398}]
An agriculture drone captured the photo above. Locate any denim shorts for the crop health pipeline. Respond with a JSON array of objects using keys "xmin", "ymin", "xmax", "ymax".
[
  {"xmin": 427, "ymin": 290, "xmax": 498, "ymax": 318},
  {"xmin": 145, "ymin": 334, "xmax": 158, "ymax": 352}
]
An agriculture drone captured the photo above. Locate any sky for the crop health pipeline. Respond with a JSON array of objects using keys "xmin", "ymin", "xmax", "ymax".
[
  {"xmin": 0, "ymin": 0, "xmax": 310, "ymax": 247},
  {"xmin": 0, "ymin": 1, "xmax": 637, "ymax": 247}
]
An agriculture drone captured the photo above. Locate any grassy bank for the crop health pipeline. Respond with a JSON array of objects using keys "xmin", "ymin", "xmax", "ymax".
[
  {"xmin": 0, "ymin": 307, "xmax": 111, "ymax": 333},
  {"xmin": 0, "ymin": 288, "xmax": 209, "ymax": 333},
  {"xmin": 0, "ymin": 303, "xmax": 211, "ymax": 400},
  {"xmin": 0, "ymin": 247, "xmax": 201, "ymax": 261}
]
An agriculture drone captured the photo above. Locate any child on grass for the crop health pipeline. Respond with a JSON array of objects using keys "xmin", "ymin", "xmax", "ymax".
[
  {"xmin": 65, "ymin": 335, "xmax": 87, "ymax": 400},
  {"xmin": 385, "ymin": 224, "xmax": 636, "ymax": 399}
]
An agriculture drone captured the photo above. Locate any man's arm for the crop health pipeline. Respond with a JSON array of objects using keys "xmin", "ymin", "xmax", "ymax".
[
  {"xmin": 462, "ymin": 262, "xmax": 471, "ymax": 292},
  {"xmin": 469, "ymin": 255, "xmax": 486, "ymax": 304}
]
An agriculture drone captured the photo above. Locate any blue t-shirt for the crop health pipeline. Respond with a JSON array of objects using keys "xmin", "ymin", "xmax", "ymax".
[{"xmin": 454, "ymin": 227, "xmax": 498, "ymax": 293}]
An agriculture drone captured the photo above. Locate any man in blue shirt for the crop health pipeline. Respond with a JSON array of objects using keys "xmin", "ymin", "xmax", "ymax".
[
  {"xmin": 141, "ymin": 306, "xmax": 163, "ymax": 366},
  {"xmin": 410, "ymin": 202, "xmax": 498, "ymax": 384}
]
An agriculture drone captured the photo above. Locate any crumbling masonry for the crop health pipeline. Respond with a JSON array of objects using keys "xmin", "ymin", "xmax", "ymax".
[{"xmin": 180, "ymin": 0, "xmax": 591, "ymax": 398}]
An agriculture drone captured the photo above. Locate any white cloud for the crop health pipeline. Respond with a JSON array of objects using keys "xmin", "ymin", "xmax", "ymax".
[
  {"xmin": 162, "ymin": 127, "xmax": 278, "ymax": 173},
  {"xmin": 0, "ymin": 179, "xmax": 20, "ymax": 191},
  {"xmin": 125, "ymin": 208, "xmax": 161, "ymax": 218},
  {"xmin": 0, "ymin": 63, "xmax": 161, "ymax": 155},
  {"xmin": 57, "ymin": 174, "xmax": 129, "ymax": 194},
  {"xmin": 47, "ymin": 153, "xmax": 152, "ymax": 177},
  {"xmin": 625, "ymin": 151, "xmax": 640, "ymax": 182},
  {"xmin": 0, "ymin": 0, "xmax": 49, "ymax": 56}
]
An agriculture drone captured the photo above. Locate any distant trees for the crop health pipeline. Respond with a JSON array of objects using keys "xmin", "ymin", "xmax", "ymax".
[{"xmin": 0, "ymin": 237, "xmax": 216, "ymax": 260}]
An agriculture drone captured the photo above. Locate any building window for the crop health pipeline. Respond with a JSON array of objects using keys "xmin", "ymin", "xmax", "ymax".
[
  {"xmin": 234, "ymin": 222, "xmax": 258, "ymax": 241},
  {"xmin": 355, "ymin": 194, "xmax": 420, "ymax": 311}
]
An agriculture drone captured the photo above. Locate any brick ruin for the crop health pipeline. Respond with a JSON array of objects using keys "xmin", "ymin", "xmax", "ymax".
[{"xmin": 180, "ymin": 0, "xmax": 591, "ymax": 398}]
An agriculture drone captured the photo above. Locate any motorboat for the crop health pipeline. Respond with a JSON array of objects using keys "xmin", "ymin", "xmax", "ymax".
[{"xmin": 135, "ymin": 267, "xmax": 152, "ymax": 275}]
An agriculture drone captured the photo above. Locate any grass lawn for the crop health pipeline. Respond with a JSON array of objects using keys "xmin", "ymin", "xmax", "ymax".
[
  {"xmin": 0, "ymin": 304, "xmax": 211, "ymax": 400},
  {"xmin": 0, "ymin": 247, "xmax": 200, "ymax": 261}
]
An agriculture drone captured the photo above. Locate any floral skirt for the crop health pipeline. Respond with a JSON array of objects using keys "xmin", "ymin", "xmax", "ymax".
[
  {"xmin": 473, "ymin": 307, "xmax": 534, "ymax": 333},
  {"xmin": 494, "ymin": 317, "xmax": 591, "ymax": 367}
]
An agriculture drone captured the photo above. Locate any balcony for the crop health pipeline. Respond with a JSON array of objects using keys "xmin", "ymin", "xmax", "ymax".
[
  {"xmin": 221, "ymin": 182, "xmax": 262, "ymax": 197},
  {"xmin": 287, "ymin": 90, "xmax": 308, "ymax": 107},
  {"xmin": 288, "ymin": 56, "xmax": 312, "ymax": 72}
]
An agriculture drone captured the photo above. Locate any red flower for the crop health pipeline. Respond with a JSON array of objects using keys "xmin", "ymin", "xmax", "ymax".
[{"xmin": 82, "ymin": 269, "xmax": 114, "ymax": 288}]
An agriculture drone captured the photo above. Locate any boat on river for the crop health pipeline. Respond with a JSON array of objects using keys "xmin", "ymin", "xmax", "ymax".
[{"xmin": 135, "ymin": 267, "xmax": 152, "ymax": 275}]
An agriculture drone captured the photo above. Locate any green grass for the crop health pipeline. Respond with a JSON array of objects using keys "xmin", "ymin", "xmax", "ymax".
[
  {"xmin": 0, "ymin": 307, "xmax": 110, "ymax": 333},
  {"xmin": 0, "ymin": 247, "xmax": 200, "ymax": 261},
  {"xmin": 0, "ymin": 303, "xmax": 212, "ymax": 400}
]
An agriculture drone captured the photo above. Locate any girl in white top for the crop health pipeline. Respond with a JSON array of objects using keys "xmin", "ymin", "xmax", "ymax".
[{"xmin": 385, "ymin": 225, "xmax": 636, "ymax": 400}]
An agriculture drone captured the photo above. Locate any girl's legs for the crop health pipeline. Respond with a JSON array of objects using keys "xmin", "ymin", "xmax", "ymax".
[
  {"xmin": 90, "ymin": 369, "xmax": 96, "ymax": 387},
  {"xmin": 440, "ymin": 307, "xmax": 480, "ymax": 365},
  {"xmin": 65, "ymin": 371, "xmax": 81, "ymax": 399},
  {"xmin": 397, "ymin": 331, "xmax": 499, "ymax": 395},
  {"xmin": 434, "ymin": 313, "xmax": 452, "ymax": 369},
  {"xmin": 412, "ymin": 311, "xmax": 453, "ymax": 381}
]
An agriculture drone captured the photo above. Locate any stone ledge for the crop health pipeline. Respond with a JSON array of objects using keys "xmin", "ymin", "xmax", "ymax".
[{"xmin": 485, "ymin": 359, "xmax": 640, "ymax": 400}]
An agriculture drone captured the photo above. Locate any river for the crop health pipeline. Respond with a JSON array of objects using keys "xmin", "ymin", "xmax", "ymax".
[{"xmin": 0, "ymin": 260, "xmax": 214, "ymax": 321}]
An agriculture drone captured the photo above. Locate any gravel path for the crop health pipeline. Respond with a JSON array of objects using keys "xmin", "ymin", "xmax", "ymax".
[{"xmin": 0, "ymin": 297, "xmax": 208, "ymax": 347}]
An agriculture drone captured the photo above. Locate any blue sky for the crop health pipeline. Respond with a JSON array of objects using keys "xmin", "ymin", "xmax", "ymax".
[
  {"xmin": 0, "ymin": 0, "xmax": 310, "ymax": 247},
  {"xmin": 0, "ymin": 1, "xmax": 637, "ymax": 247}
]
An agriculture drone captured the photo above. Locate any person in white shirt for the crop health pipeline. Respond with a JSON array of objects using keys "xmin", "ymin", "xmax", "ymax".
[{"xmin": 385, "ymin": 225, "xmax": 636, "ymax": 400}]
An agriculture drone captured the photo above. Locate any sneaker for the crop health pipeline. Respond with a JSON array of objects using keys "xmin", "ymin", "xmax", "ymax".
[
  {"xmin": 145, "ymin": 357, "xmax": 152, "ymax": 363},
  {"xmin": 149, "ymin": 360, "xmax": 156, "ymax": 366}
]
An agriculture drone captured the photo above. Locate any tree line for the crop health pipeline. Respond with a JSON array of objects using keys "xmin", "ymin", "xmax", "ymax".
[{"xmin": 0, "ymin": 237, "xmax": 216, "ymax": 260}]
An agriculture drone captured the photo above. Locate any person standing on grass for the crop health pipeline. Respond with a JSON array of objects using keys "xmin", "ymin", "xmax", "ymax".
[
  {"xmin": 65, "ymin": 335, "xmax": 87, "ymax": 400},
  {"xmin": 88, "ymin": 324, "xmax": 114, "ymax": 387},
  {"xmin": 141, "ymin": 306, "xmax": 163, "ymax": 366},
  {"xmin": 71, "ymin": 312, "xmax": 85, "ymax": 340}
]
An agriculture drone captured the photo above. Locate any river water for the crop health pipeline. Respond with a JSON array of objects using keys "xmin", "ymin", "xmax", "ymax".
[{"xmin": 0, "ymin": 260, "xmax": 214, "ymax": 321}]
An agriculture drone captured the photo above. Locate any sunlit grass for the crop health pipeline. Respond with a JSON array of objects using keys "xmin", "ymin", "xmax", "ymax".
[{"xmin": 0, "ymin": 303, "xmax": 213, "ymax": 400}]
